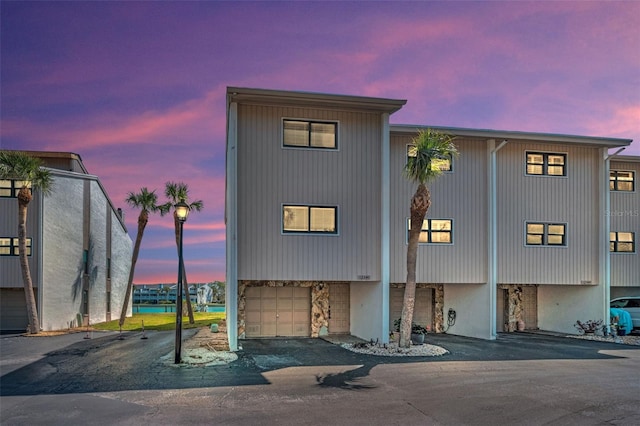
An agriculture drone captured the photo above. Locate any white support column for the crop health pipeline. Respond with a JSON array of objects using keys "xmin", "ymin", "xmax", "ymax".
[
  {"xmin": 488, "ymin": 139, "xmax": 507, "ymax": 340},
  {"xmin": 380, "ymin": 113, "xmax": 391, "ymax": 342},
  {"xmin": 225, "ymin": 100, "xmax": 239, "ymax": 351},
  {"xmin": 601, "ymin": 148, "xmax": 613, "ymax": 334},
  {"xmin": 37, "ymin": 188, "xmax": 45, "ymax": 330}
]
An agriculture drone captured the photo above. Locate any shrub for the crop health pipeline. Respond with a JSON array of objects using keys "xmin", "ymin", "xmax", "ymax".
[{"xmin": 574, "ymin": 319, "xmax": 603, "ymax": 334}]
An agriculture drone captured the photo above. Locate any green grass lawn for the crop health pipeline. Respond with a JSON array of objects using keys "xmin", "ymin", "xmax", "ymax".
[{"xmin": 93, "ymin": 312, "xmax": 224, "ymax": 331}]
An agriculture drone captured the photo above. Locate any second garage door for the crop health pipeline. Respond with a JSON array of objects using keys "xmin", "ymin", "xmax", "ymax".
[
  {"xmin": 0, "ymin": 288, "xmax": 31, "ymax": 333},
  {"xmin": 245, "ymin": 286, "xmax": 311, "ymax": 337}
]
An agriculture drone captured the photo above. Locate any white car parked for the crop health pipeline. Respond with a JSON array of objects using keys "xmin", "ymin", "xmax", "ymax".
[{"xmin": 611, "ymin": 296, "xmax": 640, "ymax": 330}]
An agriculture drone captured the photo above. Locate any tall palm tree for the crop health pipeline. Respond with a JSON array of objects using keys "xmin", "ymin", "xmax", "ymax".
[
  {"xmin": 0, "ymin": 151, "xmax": 52, "ymax": 334},
  {"xmin": 399, "ymin": 129, "xmax": 458, "ymax": 348},
  {"xmin": 160, "ymin": 181, "xmax": 203, "ymax": 324},
  {"xmin": 119, "ymin": 187, "xmax": 164, "ymax": 326}
]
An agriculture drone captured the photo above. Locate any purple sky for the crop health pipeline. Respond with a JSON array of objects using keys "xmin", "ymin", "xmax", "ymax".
[{"xmin": 1, "ymin": 1, "xmax": 638, "ymax": 284}]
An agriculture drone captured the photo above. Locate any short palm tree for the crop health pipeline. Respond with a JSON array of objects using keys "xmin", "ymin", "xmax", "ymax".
[
  {"xmin": 399, "ymin": 129, "xmax": 458, "ymax": 348},
  {"xmin": 0, "ymin": 151, "xmax": 52, "ymax": 334},
  {"xmin": 119, "ymin": 187, "xmax": 164, "ymax": 326},
  {"xmin": 160, "ymin": 181, "xmax": 203, "ymax": 324}
]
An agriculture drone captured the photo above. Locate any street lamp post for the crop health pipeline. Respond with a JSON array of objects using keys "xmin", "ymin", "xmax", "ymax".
[{"xmin": 174, "ymin": 201, "xmax": 190, "ymax": 364}]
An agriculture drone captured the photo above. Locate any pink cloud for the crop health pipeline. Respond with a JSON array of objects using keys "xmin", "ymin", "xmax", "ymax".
[
  {"xmin": 1, "ymin": 87, "xmax": 227, "ymax": 154},
  {"xmin": 70, "ymin": 89, "xmax": 225, "ymax": 150},
  {"xmin": 133, "ymin": 265, "xmax": 225, "ymax": 285}
]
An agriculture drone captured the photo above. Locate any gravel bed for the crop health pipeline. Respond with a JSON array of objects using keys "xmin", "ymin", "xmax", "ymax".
[
  {"xmin": 341, "ymin": 341, "xmax": 449, "ymax": 357},
  {"xmin": 568, "ymin": 333, "xmax": 640, "ymax": 346},
  {"xmin": 341, "ymin": 333, "xmax": 640, "ymax": 357}
]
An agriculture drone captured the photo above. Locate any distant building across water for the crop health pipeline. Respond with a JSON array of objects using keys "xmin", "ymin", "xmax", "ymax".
[{"xmin": 133, "ymin": 282, "xmax": 225, "ymax": 305}]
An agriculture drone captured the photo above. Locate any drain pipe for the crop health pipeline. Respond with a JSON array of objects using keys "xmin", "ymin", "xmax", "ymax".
[
  {"xmin": 226, "ymin": 98, "xmax": 239, "ymax": 351},
  {"xmin": 488, "ymin": 139, "xmax": 508, "ymax": 339},
  {"xmin": 602, "ymin": 147, "xmax": 625, "ymax": 334}
]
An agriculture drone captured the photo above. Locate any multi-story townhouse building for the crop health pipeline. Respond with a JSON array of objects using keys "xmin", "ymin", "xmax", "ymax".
[
  {"xmin": 610, "ymin": 155, "xmax": 639, "ymax": 296},
  {"xmin": 0, "ymin": 151, "xmax": 132, "ymax": 332},
  {"xmin": 225, "ymin": 87, "xmax": 635, "ymax": 350}
]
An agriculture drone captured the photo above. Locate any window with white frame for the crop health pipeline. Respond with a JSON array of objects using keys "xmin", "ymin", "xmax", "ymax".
[
  {"xmin": 526, "ymin": 222, "xmax": 566, "ymax": 246},
  {"xmin": 283, "ymin": 205, "xmax": 337, "ymax": 234},
  {"xmin": 610, "ymin": 232, "xmax": 635, "ymax": 253},
  {"xmin": 610, "ymin": 171, "xmax": 635, "ymax": 192},
  {"xmin": 0, "ymin": 237, "xmax": 32, "ymax": 256},
  {"xmin": 526, "ymin": 152, "xmax": 566, "ymax": 176},
  {"xmin": 408, "ymin": 218, "xmax": 453, "ymax": 244},
  {"xmin": 407, "ymin": 145, "xmax": 452, "ymax": 172},
  {"xmin": 283, "ymin": 119, "xmax": 337, "ymax": 149}
]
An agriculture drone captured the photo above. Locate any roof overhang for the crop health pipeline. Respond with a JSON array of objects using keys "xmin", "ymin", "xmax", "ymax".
[
  {"xmin": 391, "ymin": 124, "xmax": 632, "ymax": 149},
  {"xmin": 609, "ymin": 155, "xmax": 640, "ymax": 163},
  {"xmin": 227, "ymin": 87, "xmax": 406, "ymax": 114},
  {"xmin": 1, "ymin": 150, "xmax": 88, "ymax": 173}
]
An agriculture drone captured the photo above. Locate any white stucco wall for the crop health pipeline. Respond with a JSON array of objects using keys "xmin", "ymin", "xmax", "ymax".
[
  {"xmin": 41, "ymin": 175, "xmax": 85, "ymax": 330},
  {"xmin": 110, "ymin": 208, "xmax": 133, "ymax": 321},
  {"xmin": 89, "ymin": 180, "xmax": 108, "ymax": 323},
  {"xmin": 40, "ymin": 173, "xmax": 132, "ymax": 331},
  {"xmin": 350, "ymin": 281, "xmax": 387, "ymax": 343},
  {"xmin": 537, "ymin": 285, "xmax": 604, "ymax": 334},
  {"xmin": 444, "ymin": 284, "xmax": 493, "ymax": 339}
]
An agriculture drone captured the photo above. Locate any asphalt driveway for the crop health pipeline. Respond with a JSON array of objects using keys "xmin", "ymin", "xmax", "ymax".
[{"xmin": 1, "ymin": 331, "xmax": 639, "ymax": 425}]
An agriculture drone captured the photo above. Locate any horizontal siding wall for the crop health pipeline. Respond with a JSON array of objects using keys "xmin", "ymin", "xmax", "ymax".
[
  {"xmin": 0, "ymin": 189, "xmax": 42, "ymax": 288},
  {"xmin": 237, "ymin": 104, "xmax": 382, "ymax": 281},
  {"xmin": 389, "ymin": 134, "xmax": 487, "ymax": 283},
  {"xmin": 610, "ymin": 159, "xmax": 640, "ymax": 286},
  {"xmin": 496, "ymin": 142, "xmax": 600, "ymax": 285}
]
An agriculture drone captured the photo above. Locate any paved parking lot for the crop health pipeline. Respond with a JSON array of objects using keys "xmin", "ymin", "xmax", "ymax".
[{"xmin": 1, "ymin": 331, "xmax": 639, "ymax": 425}]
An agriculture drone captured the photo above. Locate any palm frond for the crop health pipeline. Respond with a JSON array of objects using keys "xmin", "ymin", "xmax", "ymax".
[
  {"xmin": 126, "ymin": 187, "xmax": 160, "ymax": 212},
  {"xmin": 0, "ymin": 151, "xmax": 53, "ymax": 193},
  {"xmin": 164, "ymin": 181, "xmax": 204, "ymax": 213},
  {"xmin": 404, "ymin": 129, "xmax": 458, "ymax": 185}
]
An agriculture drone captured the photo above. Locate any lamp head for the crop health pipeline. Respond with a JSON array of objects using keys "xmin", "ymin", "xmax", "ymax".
[{"xmin": 175, "ymin": 201, "xmax": 189, "ymax": 223}]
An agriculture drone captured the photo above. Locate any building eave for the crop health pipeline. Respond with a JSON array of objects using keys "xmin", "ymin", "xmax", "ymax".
[
  {"xmin": 391, "ymin": 124, "xmax": 632, "ymax": 149},
  {"xmin": 610, "ymin": 155, "xmax": 640, "ymax": 163},
  {"xmin": 2, "ymin": 150, "xmax": 89, "ymax": 174},
  {"xmin": 227, "ymin": 86, "xmax": 407, "ymax": 114}
]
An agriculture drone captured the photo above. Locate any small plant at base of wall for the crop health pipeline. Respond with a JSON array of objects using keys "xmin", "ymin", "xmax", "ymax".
[{"xmin": 574, "ymin": 319, "xmax": 603, "ymax": 334}]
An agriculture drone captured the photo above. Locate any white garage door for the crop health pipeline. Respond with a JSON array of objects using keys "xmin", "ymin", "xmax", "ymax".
[
  {"xmin": 245, "ymin": 286, "xmax": 310, "ymax": 337},
  {"xmin": 0, "ymin": 288, "xmax": 31, "ymax": 332},
  {"xmin": 390, "ymin": 287, "xmax": 433, "ymax": 331}
]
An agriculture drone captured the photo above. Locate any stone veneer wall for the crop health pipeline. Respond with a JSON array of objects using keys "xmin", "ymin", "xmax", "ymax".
[
  {"xmin": 238, "ymin": 280, "xmax": 335, "ymax": 339},
  {"xmin": 390, "ymin": 283, "xmax": 445, "ymax": 332},
  {"xmin": 499, "ymin": 284, "xmax": 524, "ymax": 332}
]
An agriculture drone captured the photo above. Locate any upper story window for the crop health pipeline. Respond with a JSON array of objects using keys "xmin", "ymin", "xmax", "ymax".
[
  {"xmin": 610, "ymin": 171, "xmax": 635, "ymax": 192},
  {"xmin": 283, "ymin": 205, "xmax": 337, "ymax": 234},
  {"xmin": 283, "ymin": 119, "xmax": 337, "ymax": 149},
  {"xmin": 0, "ymin": 179, "xmax": 30, "ymax": 198},
  {"xmin": 407, "ymin": 145, "xmax": 452, "ymax": 172},
  {"xmin": 408, "ymin": 218, "xmax": 453, "ymax": 244},
  {"xmin": 526, "ymin": 222, "xmax": 566, "ymax": 246},
  {"xmin": 526, "ymin": 152, "xmax": 566, "ymax": 176},
  {"xmin": 610, "ymin": 232, "xmax": 635, "ymax": 253},
  {"xmin": 0, "ymin": 237, "xmax": 32, "ymax": 256}
]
